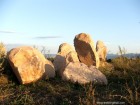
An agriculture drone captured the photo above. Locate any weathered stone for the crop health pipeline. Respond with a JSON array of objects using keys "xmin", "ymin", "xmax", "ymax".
[
  {"xmin": 66, "ymin": 51, "xmax": 79, "ymax": 64},
  {"xmin": 74, "ymin": 33, "xmax": 99, "ymax": 68},
  {"xmin": 53, "ymin": 43, "xmax": 77, "ymax": 76},
  {"xmin": 58, "ymin": 43, "xmax": 74, "ymax": 56},
  {"xmin": 96, "ymin": 40, "xmax": 107, "ymax": 61},
  {"xmin": 62, "ymin": 62, "xmax": 107, "ymax": 85},
  {"xmin": 53, "ymin": 53, "xmax": 66, "ymax": 76},
  {"xmin": 53, "ymin": 51, "xmax": 79, "ymax": 77},
  {"xmin": 44, "ymin": 59, "xmax": 55, "ymax": 78},
  {"xmin": 8, "ymin": 46, "xmax": 55, "ymax": 84}
]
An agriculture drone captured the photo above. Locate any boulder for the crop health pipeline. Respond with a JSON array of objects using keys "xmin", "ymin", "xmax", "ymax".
[
  {"xmin": 66, "ymin": 51, "xmax": 79, "ymax": 64},
  {"xmin": 74, "ymin": 33, "xmax": 99, "ymax": 68},
  {"xmin": 96, "ymin": 40, "xmax": 107, "ymax": 61},
  {"xmin": 53, "ymin": 51, "xmax": 79, "ymax": 77},
  {"xmin": 44, "ymin": 59, "xmax": 55, "ymax": 78},
  {"xmin": 58, "ymin": 43, "xmax": 74, "ymax": 56},
  {"xmin": 62, "ymin": 62, "xmax": 107, "ymax": 85},
  {"xmin": 53, "ymin": 43, "xmax": 77, "ymax": 76},
  {"xmin": 8, "ymin": 46, "xmax": 55, "ymax": 84},
  {"xmin": 53, "ymin": 53, "xmax": 66, "ymax": 76}
]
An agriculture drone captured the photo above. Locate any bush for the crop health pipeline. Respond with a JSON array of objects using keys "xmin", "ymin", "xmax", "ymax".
[
  {"xmin": 0, "ymin": 42, "xmax": 6, "ymax": 58},
  {"xmin": 0, "ymin": 42, "xmax": 6, "ymax": 74}
]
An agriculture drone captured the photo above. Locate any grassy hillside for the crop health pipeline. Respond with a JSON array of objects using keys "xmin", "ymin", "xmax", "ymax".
[{"xmin": 0, "ymin": 43, "xmax": 140, "ymax": 105}]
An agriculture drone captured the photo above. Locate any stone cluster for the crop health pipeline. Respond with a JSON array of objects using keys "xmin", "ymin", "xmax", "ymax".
[{"xmin": 7, "ymin": 33, "xmax": 108, "ymax": 85}]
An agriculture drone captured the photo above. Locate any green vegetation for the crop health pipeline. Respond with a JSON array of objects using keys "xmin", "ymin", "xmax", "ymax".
[{"xmin": 0, "ymin": 44, "xmax": 140, "ymax": 105}]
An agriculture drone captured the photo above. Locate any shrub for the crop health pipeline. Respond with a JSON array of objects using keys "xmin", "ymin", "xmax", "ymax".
[
  {"xmin": 0, "ymin": 42, "xmax": 6, "ymax": 58},
  {"xmin": 0, "ymin": 42, "xmax": 6, "ymax": 74}
]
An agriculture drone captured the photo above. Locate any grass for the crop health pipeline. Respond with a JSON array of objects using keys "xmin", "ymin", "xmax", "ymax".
[
  {"xmin": 0, "ymin": 44, "xmax": 140, "ymax": 105},
  {"xmin": 0, "ymin": 78, "xmax": 82, "ymax": 105}
]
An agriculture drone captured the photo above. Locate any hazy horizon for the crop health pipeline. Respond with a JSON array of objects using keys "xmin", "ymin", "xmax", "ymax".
[{"xmin": 4, "ymin": 43, "xmax": 140, "ymax": 55}]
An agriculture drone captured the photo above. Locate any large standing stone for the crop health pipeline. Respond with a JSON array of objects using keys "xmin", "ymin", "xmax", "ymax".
[
  {"xmin": 62, "ymin": 62, "xmax": 107, "ymax": 85},
  {"xmin": 8, "ymin": 46, "xmax": 55, "ymax": 84},
  {"xmin": 96, "ymin": 40, "xmax": 107, "ymax": 61},
  {"xmin": 74, "ymin": 33, "xmax": 99, "ymax": 68}
]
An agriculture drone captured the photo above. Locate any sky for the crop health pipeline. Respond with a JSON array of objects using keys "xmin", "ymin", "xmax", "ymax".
[{"xmin": 0, "ymin": 0, "xmax": 140, "ymax": 54}]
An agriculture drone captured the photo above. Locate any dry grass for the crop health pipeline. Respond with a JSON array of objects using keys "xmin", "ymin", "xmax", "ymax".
[
  {"xmin": 0, "ymin": 42, "xmax": 6, "ymax": 75},
  {"xmin": 0, "ymin": 44, "xmax": 140, "ymax": 105}
]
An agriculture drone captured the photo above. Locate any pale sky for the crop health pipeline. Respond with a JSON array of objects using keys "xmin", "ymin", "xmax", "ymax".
[{"xmin": 0, "ymin": 0, "xmax": 140, "ymax": 54}]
